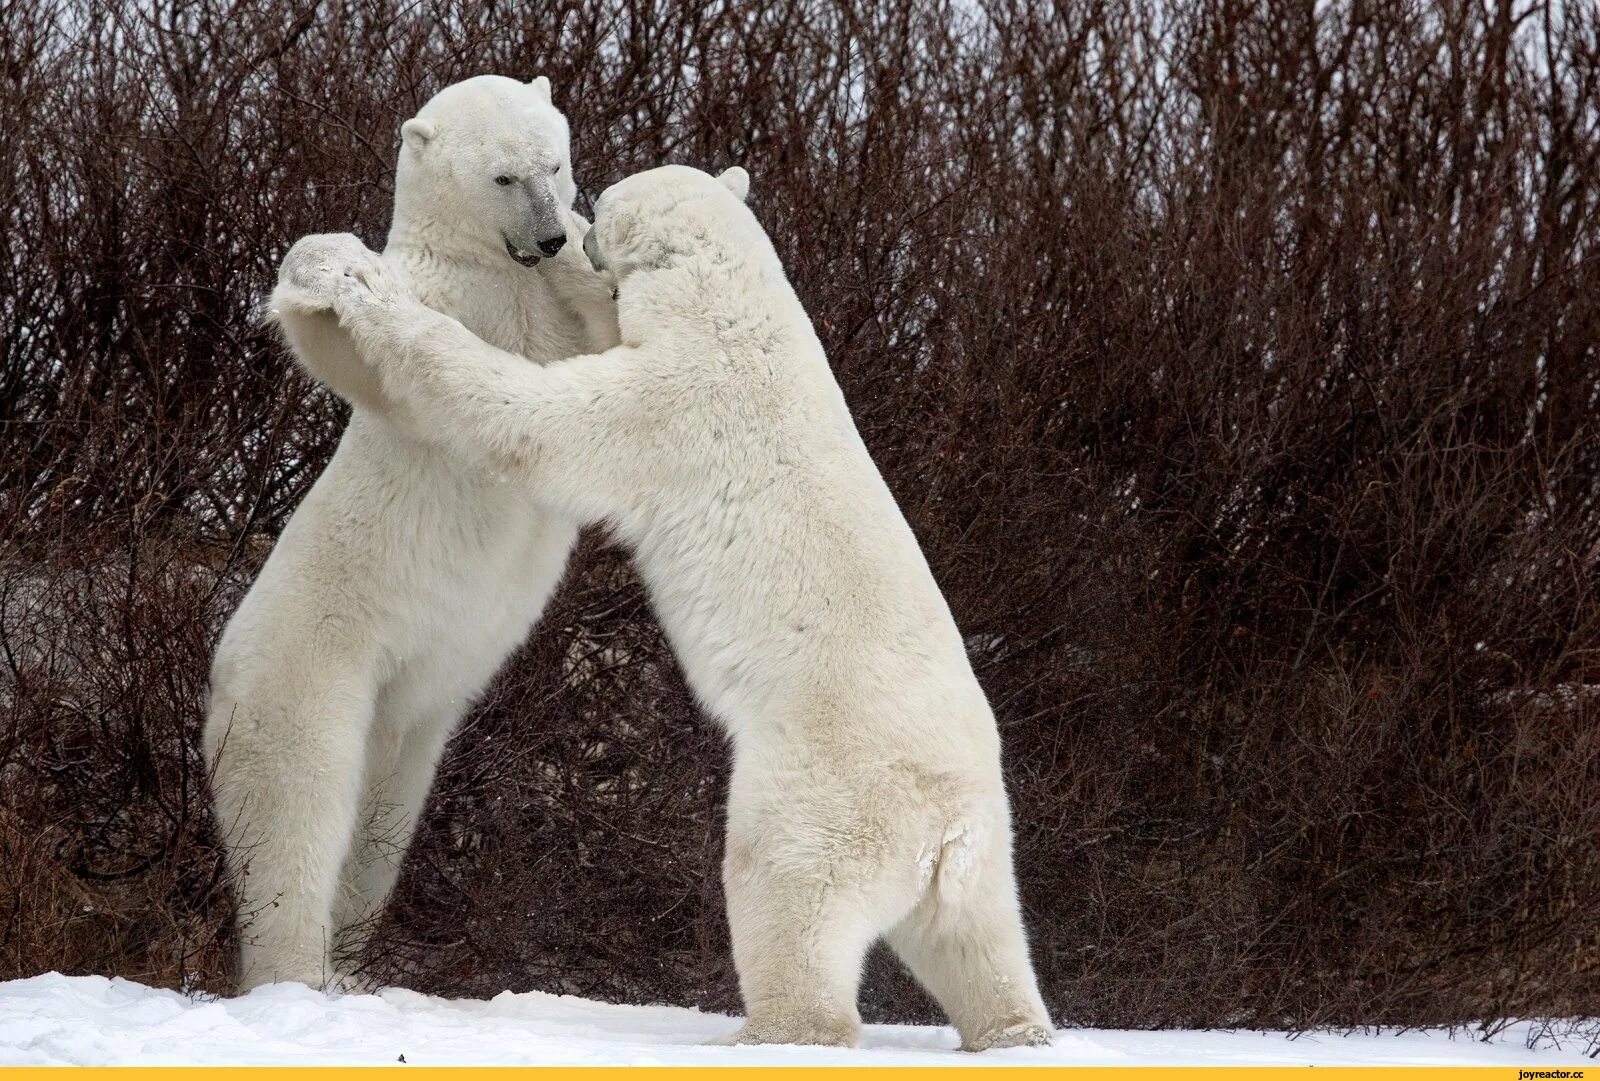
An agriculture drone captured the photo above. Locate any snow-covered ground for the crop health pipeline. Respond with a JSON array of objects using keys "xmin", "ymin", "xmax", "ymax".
[{"xmin": 0, "ymin": 972, "xmax": 1590, "ymax": 1066}]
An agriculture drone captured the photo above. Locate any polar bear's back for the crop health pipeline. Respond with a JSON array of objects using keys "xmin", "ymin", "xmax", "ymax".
[{"xmin": 625, "ymin": 391, "xmax": 998, "ymax": 766}]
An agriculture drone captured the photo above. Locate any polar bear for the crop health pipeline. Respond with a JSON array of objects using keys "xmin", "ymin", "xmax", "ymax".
[
  {"xmin": 204, "ymin": 74, "xmax": 617, "ymax": 992},
  {"xmin": 275, "ymin": 164, "xmax": 1052, "ymax": 1049}
]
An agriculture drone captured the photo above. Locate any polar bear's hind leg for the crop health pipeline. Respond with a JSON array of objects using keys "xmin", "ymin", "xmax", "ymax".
[
  {"xmin": 714, "ymin": 776, "xmax": 936, "ymax": 1049},
  {"xmin": 716, "ymin": 842, "xmax": 881, "ymax": 1047},
  {"xmin": 885, "ymin": 826, "xmax": 1052, "ymax": 1051},
  {"xmin": 330, "ymin": 708, "xmax": 458, "ymax": 971},
  {"xmin": 205, "ymin": 656, "xmax": 377, "ymax": 992}
]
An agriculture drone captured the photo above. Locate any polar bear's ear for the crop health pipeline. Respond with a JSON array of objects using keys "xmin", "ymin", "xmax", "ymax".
[
  {"xmin": 717, "ymin": 166, "xmax": 751, "ymax": 202},
  {"xmin": 401, "ymin": 117, "xmax": 439, "ymax": 148},
  {"xmin": 529, "ymin": 76, "xmax": 552, "ymax": 105}
]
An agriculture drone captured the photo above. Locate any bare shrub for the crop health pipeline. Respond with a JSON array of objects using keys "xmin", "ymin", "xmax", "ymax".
[{"xmin": 2, "ymin": 0, "xmax": 1597, "ymax": 1035}]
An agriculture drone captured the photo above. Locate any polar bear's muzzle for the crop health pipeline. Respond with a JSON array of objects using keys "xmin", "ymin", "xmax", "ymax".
[
  {"xmin": 582, "ymin": 228, "xmax": 604, "ymax": 272},
  {"xmin": 504, "ymin": 237, "xmax": 543, "ymax": 267},
  {"xmin": 503, "ymin": 232, "xmax": 566, "ymax": 266}
]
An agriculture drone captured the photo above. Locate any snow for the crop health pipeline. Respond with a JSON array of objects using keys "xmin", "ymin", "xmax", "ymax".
[{"xmin": 0, "ymin": 972, "xmax": 1590, "ymax": 1067}]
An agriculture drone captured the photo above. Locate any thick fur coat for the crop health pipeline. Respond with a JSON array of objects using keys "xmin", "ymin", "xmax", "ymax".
[
  {"xmin": 205, "ymin": 75, "xmax": 617, "ymax": 992},
  {"xmin": 276, "ymin": 164, "xmax": 1051, "ymax": 1049}
]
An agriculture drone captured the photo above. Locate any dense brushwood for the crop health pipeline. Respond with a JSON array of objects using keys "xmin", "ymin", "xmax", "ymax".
[{"xmin": 1, "ymin": 0, "xmax": 1597, "ymax": 1041}]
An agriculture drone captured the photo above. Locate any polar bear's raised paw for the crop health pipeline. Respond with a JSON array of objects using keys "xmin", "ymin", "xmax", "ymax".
[{"xmin": 278, "ymin": 233, "xmax": 396, "ymax": 311}]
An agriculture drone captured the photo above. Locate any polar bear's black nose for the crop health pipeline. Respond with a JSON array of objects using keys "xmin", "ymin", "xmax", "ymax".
[{"xmin": 537, "ymin": 234, "xmax": 567, "ymax": 257}]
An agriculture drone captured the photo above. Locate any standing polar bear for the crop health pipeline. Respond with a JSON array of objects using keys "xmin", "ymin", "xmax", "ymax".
[
  {"xmin": 278, "ymin": 164, "xmax": 1053, "ymax": 1050},
  {"xmin": 205, "ymin": 75, "xmax": 616, "ymax": 991}
]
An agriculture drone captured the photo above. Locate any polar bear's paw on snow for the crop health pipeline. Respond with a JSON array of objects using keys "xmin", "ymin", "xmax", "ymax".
[{"xmin": 706, "ymin": 1012, "xmax": 864, "ymax": 1049}]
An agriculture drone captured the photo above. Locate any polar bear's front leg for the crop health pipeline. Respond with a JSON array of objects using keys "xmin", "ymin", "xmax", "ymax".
[
  {"xmin": 296, "ymin": 238, "xmax": 654, "ymax": 519},
  {"xmin": 269, "ymin": 234, "xmax": 404, "ymax": 418}
]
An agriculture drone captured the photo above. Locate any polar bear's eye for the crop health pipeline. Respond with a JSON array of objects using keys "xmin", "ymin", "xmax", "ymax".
[
  {"xmin": 550, "ymin": 164, "xmax": 561, "ymax": 175},
  {"xmin": 494, "ymin": 175, "xmax": 514, "ymax": 187}
]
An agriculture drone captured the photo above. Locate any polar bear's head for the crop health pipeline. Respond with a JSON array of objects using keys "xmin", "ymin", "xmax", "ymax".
[
  {"xmin": 582, "ymin": 164, "xmax": 757, "ymax": 289},
  {"xmin": 395, "ymin": 74, "xmax": 578, "ymax": 267}
]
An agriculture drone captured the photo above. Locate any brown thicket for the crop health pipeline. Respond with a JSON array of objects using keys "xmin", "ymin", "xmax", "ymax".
[{"xmin": 2, "ymin": 0, "xmax": 1598, "ymax": 1044}]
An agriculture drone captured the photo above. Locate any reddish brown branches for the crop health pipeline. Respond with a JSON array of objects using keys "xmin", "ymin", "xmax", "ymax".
[{"xmin": 1, "ymin": 0, "xmax": 1597, "ymax": 1040}]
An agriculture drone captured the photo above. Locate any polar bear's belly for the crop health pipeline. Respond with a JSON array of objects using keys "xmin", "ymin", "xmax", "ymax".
[
  {"xmin": 225, "ymin": 417, "xmax": 577, "ymax": 725},
  {"xmin": 351, "ymin": 426, "xmax": 575, "ymax": 688}
]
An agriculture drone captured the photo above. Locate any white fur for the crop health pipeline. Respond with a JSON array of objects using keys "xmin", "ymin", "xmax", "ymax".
[
  {"xmin": 204, "ymin": 75, "xmax": 618, "ymax": 993},
  {"xmin": 278, "ymin": 165, "xmax": 1051, "ymax": 1049}
]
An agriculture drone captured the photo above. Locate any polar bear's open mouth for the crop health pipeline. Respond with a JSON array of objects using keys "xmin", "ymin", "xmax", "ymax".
[{"xmin": 504, "ymin": 238, "xmax": 541, "ymax": 267}]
